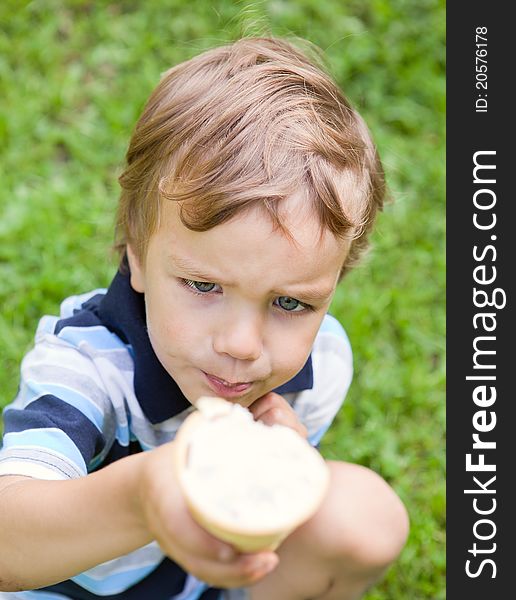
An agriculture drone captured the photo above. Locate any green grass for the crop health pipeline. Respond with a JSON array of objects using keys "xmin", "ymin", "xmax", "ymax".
[{"xmin": 0, "ymin": 1, "xmax": 445, "ymax": 598}]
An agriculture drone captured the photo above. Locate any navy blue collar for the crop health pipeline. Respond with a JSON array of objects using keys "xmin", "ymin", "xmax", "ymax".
[{"xmin": 96, "ymin": 267, "xmax": 313, "ymax": 424}]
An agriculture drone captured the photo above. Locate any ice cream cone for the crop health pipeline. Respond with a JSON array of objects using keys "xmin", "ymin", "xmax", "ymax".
[{"xmin": 172, "ymin": 397, "xmax": 330, "ymax": 552}]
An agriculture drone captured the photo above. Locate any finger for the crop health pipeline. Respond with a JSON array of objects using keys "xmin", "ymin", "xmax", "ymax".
[
  {"xmin": 177, "ymin": 550, "xmax": 279, "ymax": 589},
  {"xmin": 258, "ymin": 407, "xmax": 304, "ymax": 433},
  {"xmin": 255, "ymin": 407, "xmax": 308, "ymax": 438},
  {"xmin": 248, "ymin": 392, "xmax": 285, "ymax": 420},
  {"xmin": 147, "ymin": 447, "xmax": 239, "ymax": 563},
  {"xmin": 256, "ymin": 407, "xmax": 290, "ymax": 427},
  {"xmin": 160, "ymin": 485, "xmax": 238, "ymax": 563}
]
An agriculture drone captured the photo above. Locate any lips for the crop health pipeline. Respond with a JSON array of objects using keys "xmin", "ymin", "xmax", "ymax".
[{"xmin": 203, "ymin": 372, "xmax": 253, "ymax": 398}]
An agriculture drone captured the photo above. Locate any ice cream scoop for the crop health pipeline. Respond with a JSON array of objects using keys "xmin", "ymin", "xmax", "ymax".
[{"xmin": 172, "ymin": 396, "xmax": 330, "ymax": 552}]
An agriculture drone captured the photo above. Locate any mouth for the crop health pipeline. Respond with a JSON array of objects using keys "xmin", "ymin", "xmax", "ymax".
[{"xmin": 203, "ymin": 372, "xmax": 254, "ymax": 398}]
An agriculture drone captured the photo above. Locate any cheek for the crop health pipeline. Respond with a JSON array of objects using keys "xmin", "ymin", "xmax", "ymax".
[
  {"xmin": 145, "ymin": 293, "xmax": 211, "ymax": 356},
  {"xmin": 269, "ymin": 321, "xmax": 319, "ymax": 376}
]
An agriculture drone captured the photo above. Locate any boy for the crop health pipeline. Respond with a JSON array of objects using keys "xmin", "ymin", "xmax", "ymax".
[{"xmin": 0, "ymin": 37, "xmax": 408, "ymax": 600}]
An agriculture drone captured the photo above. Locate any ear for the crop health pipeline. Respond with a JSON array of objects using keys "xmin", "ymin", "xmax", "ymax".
[{"xmin": 126, "ymin": 244, "xmax": 146, "ymax": 293}]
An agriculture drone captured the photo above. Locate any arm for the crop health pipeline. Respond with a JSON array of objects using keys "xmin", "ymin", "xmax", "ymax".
[
  {"xmin": 0, "ymin": 443, "xmax": 278, "ymax": 593},
  {"xmin": 0, "ymin": 452, "xmax": 150, "ymax": 591}
]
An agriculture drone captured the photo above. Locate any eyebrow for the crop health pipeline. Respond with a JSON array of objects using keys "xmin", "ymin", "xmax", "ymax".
[
  {"xmin": 170, "ymin": 254, "xmax": 229, "ymax": 284},
  {"xmin": 169, "ymin": 254, "xmax": 335, "ymax": 303},
  {"xmin": 285, "ymin": 286, "xmax": 335, "ymax": 303}
]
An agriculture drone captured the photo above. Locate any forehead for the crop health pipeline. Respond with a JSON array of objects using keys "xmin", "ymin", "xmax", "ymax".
[{"xmin": 152, "ymin": 194, "xmax": 349, "ymax": 289}]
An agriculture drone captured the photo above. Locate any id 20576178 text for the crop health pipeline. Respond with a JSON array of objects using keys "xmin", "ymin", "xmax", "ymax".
[{"xmin": 475, "ymin": 27, "xmax": 488, "ymax": 113}]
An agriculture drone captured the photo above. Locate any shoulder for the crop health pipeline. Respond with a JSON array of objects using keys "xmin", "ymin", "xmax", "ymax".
[
  {"xmin": 36, "ymin": 288, "xmax": 127, "ymax": 353},
  {"xmin": 20, "ymin": 286, "xmax": 137, "ymax": 424},
  {"xmin": 312, "ymin": 313, "xmax": 352, "ymax": 361},
  {"xmin": 0, "ymin": 289, "xmax": 134, "ymax": 479},
  {"xmin": 288, "ymin": 314, "xmax": 353, "ymax": 446},
  {"xmin": 20, "ymin": 288, "xmax": 133, "ymax": 397},
  {"xmin": 310, "ymin": 313, "xmax": 353, "ymax": 391}
]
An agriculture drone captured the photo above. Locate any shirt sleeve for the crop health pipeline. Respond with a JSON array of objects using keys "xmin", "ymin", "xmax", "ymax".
[
  {"xmin": 287, "ymin": 314, "xmax": 353, "ymax": 447},
  {"xmin": 0, "ymin": 327, "xmax": 116, "ymax": 480}
]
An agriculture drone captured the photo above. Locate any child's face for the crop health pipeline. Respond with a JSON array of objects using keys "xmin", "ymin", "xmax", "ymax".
[{"xmin": 128, "ymin": 193, "xmax": 348, "ymax": 408}]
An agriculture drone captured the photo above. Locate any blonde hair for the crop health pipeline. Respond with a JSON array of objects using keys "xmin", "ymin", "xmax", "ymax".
[{"xmin": 116, "ymin": 37, "xmax": 385, "ymax": 278}]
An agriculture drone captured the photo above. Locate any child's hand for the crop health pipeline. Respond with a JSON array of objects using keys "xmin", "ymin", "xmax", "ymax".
[
  {"xmin": 249, "ymin": 392, "xmax": 308, "ymax": 439},
  {"xmin": 138, "ymin": 442, "xmax": 279, "ymax": 589}
]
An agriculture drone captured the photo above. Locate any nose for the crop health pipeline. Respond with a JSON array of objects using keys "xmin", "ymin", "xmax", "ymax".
[{"xmin": 212, "ymin": 310, "xmax": 263, "ymax": 362}]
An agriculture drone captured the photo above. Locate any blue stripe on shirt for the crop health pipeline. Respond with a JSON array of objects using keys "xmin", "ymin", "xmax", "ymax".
[
  {"xmin": 22, "ymin": 381, "xmax": 105, "ymax": 433},
  {"xmin": 1, "ymin": 428, "xmax": 87, "ymax": 475},
  {"xmin": 308, "ymin": 422, "xmax": 332, "ymax": 447},
  {"xmin": 56, "ymin": 326, "xmax": 128, "ymax": 352},
  {"xmin": 3, "ymin": 395, "xmax": 105, "ymax": 467},
  {"xmin": 71, "ymin": 564, "xmax": 162, "ymax": 596},
  {"xmin": 43, "ymin": 558, "xmax": 188, "ymax": 599}
]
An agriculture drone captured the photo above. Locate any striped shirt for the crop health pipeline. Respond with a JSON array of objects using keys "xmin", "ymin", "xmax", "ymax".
[{"xmin": 0, "ymin": 268, "xmax": 353, "ymax": 600}]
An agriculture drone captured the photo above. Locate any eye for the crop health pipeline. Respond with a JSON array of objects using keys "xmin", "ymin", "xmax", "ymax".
[
  {"xmin": 275, "ymin": 296, "xmax": 306, "ymax": 312},
  {"xmin": 182, "ymin": 279, "xmax": 218, "ymax": 293}
]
